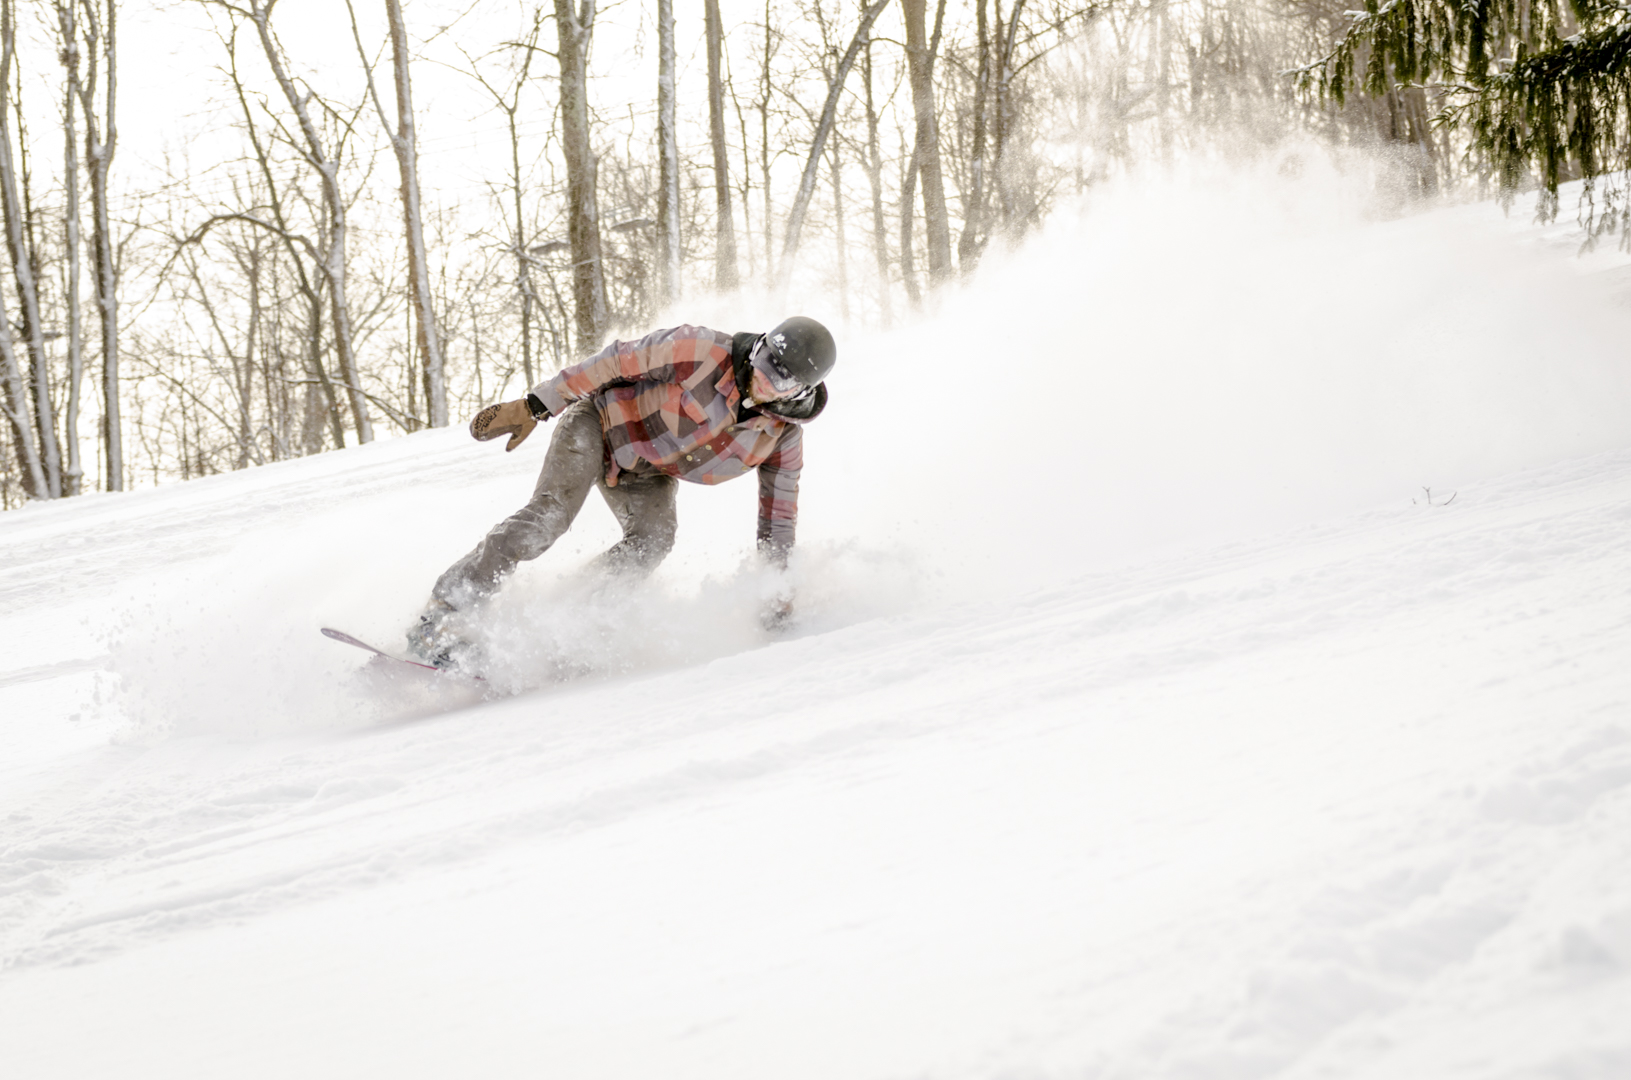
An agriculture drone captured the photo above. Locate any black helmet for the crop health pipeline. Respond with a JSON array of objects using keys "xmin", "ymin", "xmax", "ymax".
[{"xmin": 764, "ymin": 316, "xmax": 836, "ymax": 386}]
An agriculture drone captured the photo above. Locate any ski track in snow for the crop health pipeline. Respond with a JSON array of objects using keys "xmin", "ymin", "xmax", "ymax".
[{"xmin": 5, "ymin": 170, "xmax": 1631, "ymax": 1076}]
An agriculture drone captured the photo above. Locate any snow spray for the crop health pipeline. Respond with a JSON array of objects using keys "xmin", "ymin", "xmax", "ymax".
[{"xmin": 108, "ymin": 144, "xmax": 1631, "ymax": 732}]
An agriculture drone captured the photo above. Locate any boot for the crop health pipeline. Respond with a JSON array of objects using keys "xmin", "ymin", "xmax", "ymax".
[{"xmin": 405, "ymin": 598, "xmax": 462, "ymax": 668}]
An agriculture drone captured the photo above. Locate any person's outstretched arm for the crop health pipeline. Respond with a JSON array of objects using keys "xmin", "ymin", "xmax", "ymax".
[
  {"xmin": 469, "ymin": 325, "xmax": 731, "ymax": 453},
  {"xmin": 530, "ymin": 325, "xmax": 731, "ymax": 417}
]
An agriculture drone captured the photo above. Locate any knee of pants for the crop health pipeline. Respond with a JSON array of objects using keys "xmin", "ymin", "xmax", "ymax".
[
  {"xmin": 630, "ymin": 521, "xmax": 677, "ymax": 562},
  {"xmin": 601, "ymin": 512, "xmax": 675, "ymax": 571},
  {"xmin": 496, "ymin": 501, "xmax": 571, "ymax": 562}
]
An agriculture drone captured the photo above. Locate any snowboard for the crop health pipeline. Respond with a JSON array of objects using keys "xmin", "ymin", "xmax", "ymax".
[{"xmin": 320, "ymin": 627, "xmax": 478, "ymax": 678}]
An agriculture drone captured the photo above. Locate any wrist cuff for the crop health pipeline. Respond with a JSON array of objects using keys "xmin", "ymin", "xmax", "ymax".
[{"xmin": 526, "ymin": 393, "xmax": 550, "ymax": 420}]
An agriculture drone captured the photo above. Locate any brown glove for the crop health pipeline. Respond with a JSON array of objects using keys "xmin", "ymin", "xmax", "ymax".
[{"xmin": 470, "ymin": 398, "xmax": 540, "ymax": 452}]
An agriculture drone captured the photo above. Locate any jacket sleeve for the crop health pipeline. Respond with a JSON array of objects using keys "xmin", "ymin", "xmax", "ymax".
[
  {"xmin": 756, "ymin": 423, "xmax": 802, "ymax": 563},
  {"xmin": 529, "ymin": 325, "xmax": 722, "ymax": 416}
]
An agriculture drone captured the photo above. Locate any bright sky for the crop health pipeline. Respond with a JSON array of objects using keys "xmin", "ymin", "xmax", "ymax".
[{"xmin": 107, "ymin": 0, "xmax": 910, "ymax": 222}]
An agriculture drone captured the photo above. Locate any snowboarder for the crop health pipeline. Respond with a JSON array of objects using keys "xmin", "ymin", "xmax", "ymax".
[{"xmin": 406, "ymin": 317, "xmax": 836, "ymax": 666}]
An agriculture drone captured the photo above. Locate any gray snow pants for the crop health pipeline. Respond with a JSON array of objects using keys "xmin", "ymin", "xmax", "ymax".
[{"xmin": 432, "ymin": 400, "xmax": 677, "ymax": 607}]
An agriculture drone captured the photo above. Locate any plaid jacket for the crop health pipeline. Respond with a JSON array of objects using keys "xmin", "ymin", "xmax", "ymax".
[{"xmin": 530, "ymin": 324, "xmax": 817, "ymax": 551}]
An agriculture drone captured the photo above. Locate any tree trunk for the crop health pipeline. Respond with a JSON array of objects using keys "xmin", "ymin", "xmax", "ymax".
[
  {"xmin": 510, "ymin": 111, "xmax": 534, "ymax": 387},
  {"xmin": 553, "ymin": 0, "xmax": 607, "ymax": 349},
  {"xmin": 901, "ymin": 0, "xmax": 952, "ymax": 283},
  {"xmin": 1154, "ymin": 0, "xmax": 1171, "ymax": 160},
  {"xmin": 657, "ymin": 0, "xmax": 683, "ymax": 303},
  {"xmin": 74, "ymin": 0, "xmax": 120, "ymax": 489},
  {"xmin": 242, "ymin": 246, "xmax": 259, "ymax": 466},
  {"xmin": 958, "ymin": 0, "xmax": 989, "ymax": 269},
  {"xmin": 779, "ymin": 0, "xmax": 891, "ymax": 276},
  {"xmin": 90, "ymin": 130, "xmax": 119, "ymax": 486},
  {"xmin": 0, "ymin": 290, "xmax": 41, "ymax": 495},
  {"xmin": 320, "ymin": 189, "xmax": 370, "ymax": 443},
  {"xmin": 992, "ymin": 0, "xmax": 1024, "ymax": 233},
  {"xmin": 729, "ymin": 65, "xmax": 756, "ymax": 279},
  {"xmin": 760, "ymin": 1, "xmax": 774, "ymax": 279},
  {"xmin": 828, "ymin": 139, "xmax": 849, "ymax": 320},
  {"xmin": 59, "ymin": 1, "xmax": 84, "ymax": 495},
  {"xmin": 385, "ymin": 0, "xmax": 446, "ymax": 427},
  {"xmin": 0, "ymin": 2, "xmax": 59, "ymax": 497},
  {"xmin": 704, "ymin": 0, "xmax": 737, "ymax": 291},
  {"xmin": 862, "ymin": 35, "xmax": 891, "ymax": 326},
  {"xmin": 305, "ymin": 279, "xmax": 338, "ymax": 452},
  {"xmin": 899, "ymin": 149, "xmax": 920, "ymax": 306},
  {"xmin": 249, "ymin": 0, "xmax": 372, "ymax": 443}
]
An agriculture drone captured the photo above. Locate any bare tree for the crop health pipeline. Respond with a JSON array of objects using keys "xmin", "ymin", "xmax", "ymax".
[
  {"xmin": 862, "ymin": 32, "xmax": 892, "ymax": 324},
  {"xmin": 221, "ymin": 31, "xmax": 346, "ymax": 451},
  {"xmin": 383, "ymin": 0, "xmax": 446, "ymax": 427},
  {"xmin": 704, "ymin": 0, "xmax": 738, "ymax": 291},
  {"xmin": 0, "ymin": 276, "xmax": 41, "ymax": 494},
  {"xmin": 553, "ymin": 0, "xmax": 607, "ymax": 348},
  {"xmin": 899, "ymin": 133, "xmax": 920, "ymax": 305},
  {"xmin": 990, "ymin": 0, "xmax": 1026, "ymax": 232},
  {"xmin": 758, "ymin": 0, "xmax": 776, "ymax": 277},
  {"xmin": 651, "ymin": 0, "xmax": 680, "ymax": 306},
  {"xmin": 457, "ymin": 15, "xmax": 548, "ymax": 388},
  {"xmin": 902, "ymin": 0, "xmax": 952, "ymax": 283},
  {"xmin": 76, "ymin": 0, "xmax": 120, "ymax": 488},
  {"xmin": 56, "ymin": 1, "xmax": 85, "ymax": 494},
  {"xmin": 779, "ymin": 0, "xmax": 891, "ymax": 275},
  {"xmin": 345, "ymin": 0, "xmax": 447, "ymax": 428},
  {"xmin": 727, "ymin": 47, "xmax": 758, "ymax": 279},
  {"xmin": 980, "ymin": 0, "xmax": 1102, "ymax": 237},
  {"xmin": 232, "ymin": 0, "xmax": 373, "ymax": 443},
  {"xmin": 0, "ymin": 0, "xmax": 60, "ymax": 497},
  {"xmin": 958, "ymin": 0, "xmax": 990, "ymax": 267},
  {"xmin": 828, "ymin": 139, "xmax": 849, "ymax": 319}
]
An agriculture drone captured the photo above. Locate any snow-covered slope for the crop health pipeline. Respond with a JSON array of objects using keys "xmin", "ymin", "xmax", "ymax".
[{"xmin": 3, "ymin": 163, "xmax": 1631, "ymax": 1078}]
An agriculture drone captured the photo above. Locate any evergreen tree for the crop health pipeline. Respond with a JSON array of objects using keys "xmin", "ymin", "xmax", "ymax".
[{"xmin": 1297, "ymin": 0, "xmax": 1631, "ymax": 217}]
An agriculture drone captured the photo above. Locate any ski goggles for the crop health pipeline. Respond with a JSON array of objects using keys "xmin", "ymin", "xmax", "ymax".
[
  {"xmin": 750, "ymin": 335, "xmax": 805, "ymax": 395},
  {"xmin": 764, "ymin": 382, "xmax": 818, "ymax": 413}
]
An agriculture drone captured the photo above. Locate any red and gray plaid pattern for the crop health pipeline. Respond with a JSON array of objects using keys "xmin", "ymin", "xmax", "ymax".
[{"xmin": 530, "ymin": 324, "xmax": 805, "ymax": 550}]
